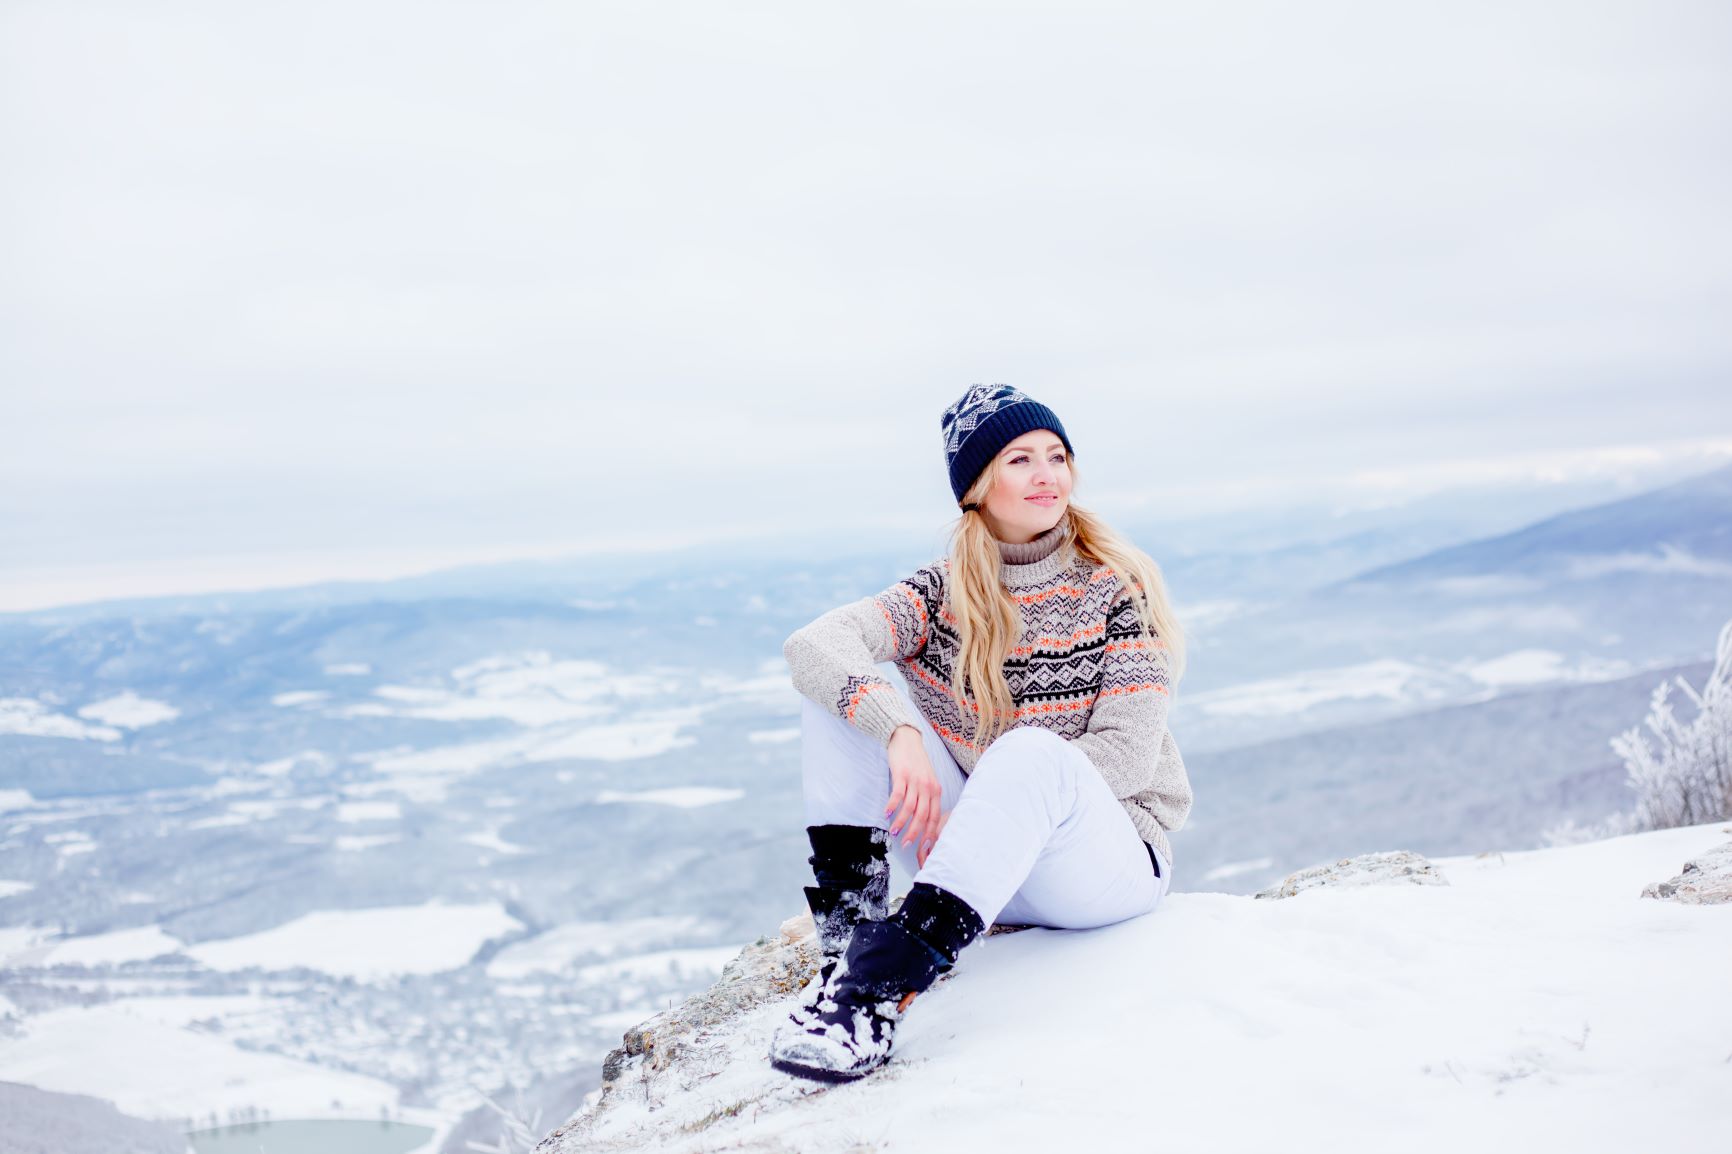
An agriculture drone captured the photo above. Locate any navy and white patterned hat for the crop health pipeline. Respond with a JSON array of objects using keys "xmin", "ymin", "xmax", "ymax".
[{"xmin": 940, "ymin": 384, "xmax": 1074, "ymax": 505}]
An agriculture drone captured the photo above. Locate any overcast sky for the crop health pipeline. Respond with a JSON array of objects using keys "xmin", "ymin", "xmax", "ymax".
[{"xmin": 3, "ymin": 0, "xmax": 1730, "ymax": 611}]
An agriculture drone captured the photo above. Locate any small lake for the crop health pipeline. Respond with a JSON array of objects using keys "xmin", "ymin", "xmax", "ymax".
[{"xmin": 187, "ymin": 1119, "xmax": 436, "ymax": 1154}]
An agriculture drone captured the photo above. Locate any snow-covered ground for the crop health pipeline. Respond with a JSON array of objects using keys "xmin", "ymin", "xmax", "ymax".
[
  {"xmin": 593, "ymin": 787, "xmax": 745, "ymax": 808},
  {"xmin": 1181, "ymin": 649, "xmax": 1635, "ymax": 720},
  {"xmin": 555, "ymin": 821, "xmax": 1732, "ymax": 1154},
  {"xmin": 0, "ymin": 1003, "xmax": 407, "ymax": 1124},
  {"xmin": 185, "ymin": 901, "xmax": 523, "ymax": 980}
]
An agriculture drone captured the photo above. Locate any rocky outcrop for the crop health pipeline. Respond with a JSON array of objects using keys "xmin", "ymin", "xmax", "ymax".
[
  {"xmin": 534, "ymin": 911, "xmax": 817, "ymax": 1152},
  {"xmin": 1253, "ymin": 849, "xmax": 1447, "ymax": 899},
  {"xmin": 1641, "ymin": 836, "xmax": 1732, "ymax": 904},
  {"xmin": 538, "ymin": 904, "xmax": 1031, "ymax": 1153}
]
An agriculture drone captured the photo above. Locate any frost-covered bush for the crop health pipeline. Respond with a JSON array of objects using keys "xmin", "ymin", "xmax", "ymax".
[
  {"xmin": 464, "ymin": 1085, "xmax": 543, "ymax": 1154},
  {"xmin": 1544, "ymin": 617, "xmax": 1732, "ymax": 847},
  {"xmin": 1613, "ymin": 617, "xmax": 1732, "ymax": 831}
]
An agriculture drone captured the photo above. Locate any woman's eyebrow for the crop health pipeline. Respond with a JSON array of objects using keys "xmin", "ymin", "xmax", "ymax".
[{"xmin": 1004, "ymin": 442, "xmax": 1067, "ymax": 455}]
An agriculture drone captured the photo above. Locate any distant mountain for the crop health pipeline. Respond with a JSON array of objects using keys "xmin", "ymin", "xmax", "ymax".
[
  {"xmin": 1168, "ymin": 464, "xmax": 1732, "ymax": 746},
  {"xmin": 1334, "ymin": 462, "xmax": 1732, "ymax": 588}
]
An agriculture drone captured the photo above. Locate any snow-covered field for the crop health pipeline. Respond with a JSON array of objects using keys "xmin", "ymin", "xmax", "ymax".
[
  {"xmin": 183, "ymin": 901, "xmax": 523, "ymax": 980},
  {"xmin": 0, "ymin": 1003, "xmax": 406, "ymax": 1124},
  {"xmin": 1182, "ymin": 649, "xmax": 1636, "ymax": 719},
  {"xmin": 593, "ymin": 787, "xmax": 745, "ymax": 808},
  {"xmin": 559, "ymin": 821, "xmax": 1732, "ymax": 1154}
]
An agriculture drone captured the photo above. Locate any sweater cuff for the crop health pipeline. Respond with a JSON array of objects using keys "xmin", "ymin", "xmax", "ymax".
[{"xmin": 845, "ymin": 679, "xmax": 921, "ymax": 749}]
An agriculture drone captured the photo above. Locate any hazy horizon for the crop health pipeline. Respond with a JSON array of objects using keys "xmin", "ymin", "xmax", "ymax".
[{"xmin": 4, "ymin": 439, "xmax": 1730, "ymax": 615}]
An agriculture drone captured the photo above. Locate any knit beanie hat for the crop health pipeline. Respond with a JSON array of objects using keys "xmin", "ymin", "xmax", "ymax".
[{"xmin": 940, "ymin": 383, "xmax": 1075, "ymax": 507}]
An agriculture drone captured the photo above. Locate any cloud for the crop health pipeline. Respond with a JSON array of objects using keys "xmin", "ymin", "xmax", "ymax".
[{"xmin": 2, "ymin": 1, "xmax": 1729, "ymax": 596}]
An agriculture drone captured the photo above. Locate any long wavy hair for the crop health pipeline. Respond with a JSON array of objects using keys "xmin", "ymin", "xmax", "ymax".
[{"xmin": 947, "ymin": 451, "xmax": 1186, "ymax": 748}]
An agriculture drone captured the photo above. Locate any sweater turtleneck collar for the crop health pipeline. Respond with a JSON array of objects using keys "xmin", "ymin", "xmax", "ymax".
[{"xmin": 996, "ymin": 516, "xmax": 1076, "ymax": 587}]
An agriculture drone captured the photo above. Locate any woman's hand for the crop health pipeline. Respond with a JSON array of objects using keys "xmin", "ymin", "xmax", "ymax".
[
  {"xmin": 915, "ymin": 811, "xmax": 950, "ymax": 869},
  {"xmin": 884, "ymin": 725, "xmax": 944, "ymax": 859}
]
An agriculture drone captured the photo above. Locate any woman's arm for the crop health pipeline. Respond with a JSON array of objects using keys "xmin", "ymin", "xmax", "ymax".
[
  {"xmin": 782, "ymin": 562, "xmax": 945, "ymax": 748},
  {"xmin": 1069, "ymin": 589, "xmax": 1192, "ymax": 832}
]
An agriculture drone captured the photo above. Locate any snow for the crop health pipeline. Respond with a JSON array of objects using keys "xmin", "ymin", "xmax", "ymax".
[
  {"xmin": 243, "ymin": 798, "xmax": 326, "ymax": 818},
  {"xmin": 335, "ymin": 800, "xmax": 401, "ymax": 823},
  {"xmin": 1184, "ymin": 659, "xmax": 1444, "ymax": 717},
  {"xmin": 334, "ymin": 834, "xmax": 401, "ymax": 852},
  {"xmin": 523, "ymin": 712, "xmax": 707, "ymax": 761},
  {"xmin": 31, "ymin": 926, "xmax": 185, "ymax": 967},
  {"xmin": 184, "ymin": 901, "xmax": 524, "ymax": 980},
  {"xmin": 186, "ymin": 813, "xmax": 251, "ymax": 830},
  {"xmin": 1465, "ymin": 649, "xmax": 1631, "ymax": 687},
  {"xmin": 1186, "ymin": 649, "xmax": 1638, "ymax": 718},
  {"xmin": 0, "ymin": 697, "xmax": 120, "ymax": 741},
  {"xmin": 108, "ymin": 994, "xmax": 273, "ymax": 1028},
  {"xmin": 573, "ymin": 945, "xmax": 747, "ymax": 986},
  {"xmin": 461, "ymin": 827, "xmax": 529, "ymax": 855},
  {"xmin": 560, "ymin": 822, "xmax": 1732, "ymax": 1154},
  {"xmin": 271, "ymin": 690, "xmax": 330, "ymax": 706},
  {"xmin": 594, "ymin": 787, "xmax": 745, "ymax": 809},
  {"xmin": 1566, "ymin": 545, "xmax": 1732, "ymax": 579},
  {"xmin": 0, "ymin": 1003, "xmax": 400, "ymax": 1123},
  {"xmin": 1200, "ymin": 856, "xmax": 1275, "ymax": 882},
  {"xmin": 486, "ymin": 916, "xmax": 720, "ymax": 979},
  {"xmin": 0, "ymin": 879, "xmax": 33, "ymax": 898},
  {"xmin": 0, "ymin": 926, "xmax": 48, "ymax": 966},
  {"xmin": 0, "ymin": 789, "xmax": 31, "ymax": 813},
  {"xmin": 253, "ymin": 750, "xmax": 333, "ymax": 776},
  {"xmin": 747, "ymin": 727, "xmax": 800, "ymax": 744},
  {"xmin": 323, "ymin": 662, "xmax": 372, "ymax": 675},
  {"xmin": 75, "ymin": 690, "xmax": 180, "ymax": 729},
  {"xmin": 336, "ymin": 653, "xmax": 675, "ymax": 727},
  {"xmin": 44, "ymin": 831, "xmax": 95, "ymax": 856},
  {"xmin": 351, "ymin": 706, "xmax": 711, "ymax": 802},
  {"xmin": 2, "ymin": 925, "xmax": 187, "ymax": 971}
]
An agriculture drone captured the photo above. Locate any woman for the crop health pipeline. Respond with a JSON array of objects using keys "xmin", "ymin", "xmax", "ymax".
[{"xmin": 768, "ymin": 383, "xmax": 1193, "ymax": 1082}]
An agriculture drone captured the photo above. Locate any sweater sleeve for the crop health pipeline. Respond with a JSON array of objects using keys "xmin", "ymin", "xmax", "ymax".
[
  {"xmin": 1069, "ymin": 589, "xmax": 1191, "ymax": 831},
  {"xmin": 782, "ymin": 562, "xmax": 945, "ymax": 749}
]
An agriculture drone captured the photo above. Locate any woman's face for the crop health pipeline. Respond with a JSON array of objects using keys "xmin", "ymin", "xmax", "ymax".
[{"xmin": 981, "ymin": 429, "xmax": 1072, "ymax": 544}]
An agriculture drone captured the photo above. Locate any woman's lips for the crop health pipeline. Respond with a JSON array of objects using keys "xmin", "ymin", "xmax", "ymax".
[{"xmin": 1026, "ymin": 495, "xmax": 1059, "ymax": 504}]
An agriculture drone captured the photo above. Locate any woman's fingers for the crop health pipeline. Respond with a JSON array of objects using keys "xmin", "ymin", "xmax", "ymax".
[
  {"xmin": 909, "ymin": 779, "xmax": 945, "ymax": 849},
  {"xmin": 916, "ymin": 806, "xmax": 949, "ymax": 867},
  {"xmin": 884, "ymin": 770, "xmax": 909, "ymax": 831},
  {"xmin": 899, "ymin": 787, "xmax": 927, "ymax": 847}
]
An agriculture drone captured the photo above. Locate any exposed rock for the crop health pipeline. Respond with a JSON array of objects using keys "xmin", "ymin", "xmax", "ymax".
[
  {"xmin": 538, "ymin": 902, "xmax": 1034, "ymax": 1152},
  {"xmin": 1641, "ymin": 837, "xmax": 1732, "ymax": 904},
  {"xmin": 1253, "ymin": 849, "xmax": 1447, "ymax": 899}
]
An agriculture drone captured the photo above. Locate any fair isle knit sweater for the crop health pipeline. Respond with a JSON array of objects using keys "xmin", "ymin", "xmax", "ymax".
[{"xmin": 783, "ymin": 517, "xmax": 1191, "ymax": 868}]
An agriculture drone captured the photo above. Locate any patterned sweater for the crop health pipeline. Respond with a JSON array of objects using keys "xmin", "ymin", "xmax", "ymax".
[{"xmin": 782, "ymin": 518, "xmax": 1191, "ymax": 868}]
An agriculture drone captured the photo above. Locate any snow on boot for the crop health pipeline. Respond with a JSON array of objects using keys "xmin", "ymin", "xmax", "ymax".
[
  {"xmin": 769, "ymin": 882, "xmax": 983, "ymax": 1083},
  {"xmin": 787, "ymin": 825, "xmax": 890, "ymax": 1030}
]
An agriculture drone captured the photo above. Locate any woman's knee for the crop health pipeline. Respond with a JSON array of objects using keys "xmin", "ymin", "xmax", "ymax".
[
  {"xmin": 967, "ymin": 726, "xmax": 1075, "ymax": 794},
  {"xmin": 978, "ymin": 725, "xmax": 1072, "ymax": 769}
]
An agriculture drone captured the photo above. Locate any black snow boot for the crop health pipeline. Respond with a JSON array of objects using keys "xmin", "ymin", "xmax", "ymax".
[
  {"xmin": 769, "ymin": 882, "xmax": 984, "ymax": 1082},
  {"xmin": 788, "ymin": 825, "xmax": 890, "ymax": 1028},
  {"xmin": 803, "ymin": 824, "xmax": 891, "ymax": 955}
]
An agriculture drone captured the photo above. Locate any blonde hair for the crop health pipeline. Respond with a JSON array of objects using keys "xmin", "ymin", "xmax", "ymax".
[{"xmin": 947, "ymin": 452, "xmax": 1186, "ymax": 748}]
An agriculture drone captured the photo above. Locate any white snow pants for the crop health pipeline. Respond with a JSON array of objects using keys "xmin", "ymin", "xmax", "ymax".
[{"xmin": 799, "ymin": 677, "xmax": 1172, "ymax": 930}]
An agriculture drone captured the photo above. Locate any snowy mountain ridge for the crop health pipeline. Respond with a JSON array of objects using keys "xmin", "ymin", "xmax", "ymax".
[{"xmin": 543, "ymin": 822, "xmax": 1732, "ymax": 1154}]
